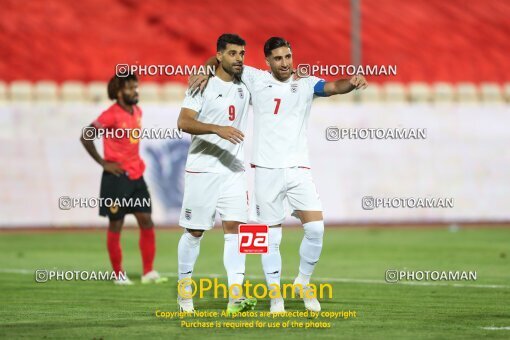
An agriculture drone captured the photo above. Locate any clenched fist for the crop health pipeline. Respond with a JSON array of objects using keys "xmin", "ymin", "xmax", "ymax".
[{"xmin": 350, "ymin": 75, "xmax": 368, "ymax": 89}]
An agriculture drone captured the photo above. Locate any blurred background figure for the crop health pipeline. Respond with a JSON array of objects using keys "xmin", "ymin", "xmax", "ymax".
[{"xmin": 79, "ymin": 73, "xmax": 167, "ymax": 284}]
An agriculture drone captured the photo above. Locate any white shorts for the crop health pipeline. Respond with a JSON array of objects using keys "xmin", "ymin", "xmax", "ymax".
[
  {"xmin": 179, "ymin": 171, "xmax": 248, "ymax": 230},
  {"xmin": 251, "ymin": 166, "xmax": 322, "ymax": 225}
]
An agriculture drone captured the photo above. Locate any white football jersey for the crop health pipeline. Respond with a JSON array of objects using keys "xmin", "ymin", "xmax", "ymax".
[
  {"xmin": 241, "ymin": 66, "xmax": 325, "ymax": 168},
  {"xmin": 181, "ymin": 76, "xmax": 250, "ymax": 173}
]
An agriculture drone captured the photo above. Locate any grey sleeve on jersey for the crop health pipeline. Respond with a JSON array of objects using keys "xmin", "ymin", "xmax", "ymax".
[{"xmin": 181, "ymin": 90, "xmax": 204, "ymax": 112}]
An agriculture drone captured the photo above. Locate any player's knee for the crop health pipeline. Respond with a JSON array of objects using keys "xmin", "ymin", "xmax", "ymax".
[
  {"xmin": 139, "ymin": 220, "xmax": 153, "ymax": 229},
  {"xmin": 224, "ymin": 227, "xmax": 237, "ymax": 234},
  {"xmin": 303, "ymin": 220, "xmax": 324, "ymax": 240},
  {"xmin": 108, "ymin": 217, "xmax": 124, "ymax": 230},
  {"xmin": 139, "ymin": 221, "xmax": 153, "ymax": 229},
  {"xmin": 108, "ymin": 222, "xmax": 123, "ymax": 233},
  {"xmin": 186, "ymin": 229, "xmax": 204, "ymax": 238},
  {"xmin": 223, "ymin": 221, "xmax": 240, "ymax": 234},
  {"xmin": 136, "ymin": 214, "xmax": 153, "ymax": 229}
]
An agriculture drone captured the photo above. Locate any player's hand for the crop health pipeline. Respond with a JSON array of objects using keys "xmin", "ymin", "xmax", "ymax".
[
  {"xmin": 188, "ymin": 74, "xmax": 209, "ymax": 96},
  {"xmin": 350, "ymin": 75, "xmax": 368, "ymax": 90},
  {"xmin": 215, "ymin": 126, "xmax": 244, "ymax": 144},
  {"xmin": 102, "ymin": 161, "xmax": 124, "ymax": 176},
  {"xmin": 292, "ymin": 69, "xmax": 302, "ymax": 81},
  {"xmin": 292, "ymin": 67, "xmax": 309, "ymax": 80}
]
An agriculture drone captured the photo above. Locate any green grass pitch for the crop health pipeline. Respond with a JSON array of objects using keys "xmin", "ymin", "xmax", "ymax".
[{"xmin": 0, "ymin": 226, "xmax": 509, "ymax": 339}]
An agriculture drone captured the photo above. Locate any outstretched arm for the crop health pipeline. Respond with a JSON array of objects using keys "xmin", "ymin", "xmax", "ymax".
[
  {"xmin": 322, "ymin": 75, "xmax": 368, "ymax": 96},
  {"xmin": 188, "ymin": 56, "xmax": 219, "ymax": 94}
]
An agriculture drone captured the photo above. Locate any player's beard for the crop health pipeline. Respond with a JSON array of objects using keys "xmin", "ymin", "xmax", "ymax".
[
  {"xmin": 224, "ymin": 62, "xmax": 243, "ymax": 77},
  {"xmin": 123, "ymin": 93, "xmax": 138, "ymax": 105}
]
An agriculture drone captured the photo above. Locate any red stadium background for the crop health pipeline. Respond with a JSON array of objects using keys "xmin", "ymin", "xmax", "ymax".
[{"xmin": 1, "ymin": 0, "xmax": 509, "ymax": 83}]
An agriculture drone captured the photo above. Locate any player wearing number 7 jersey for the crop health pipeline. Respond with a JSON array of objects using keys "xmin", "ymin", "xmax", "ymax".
[
  {"xmin": 241, "ymin": 37, "xmax": 367, "ymax": 313},
  {"xmin": 176, "ymin": 34, "xmax": 256, "ymax": 314}
]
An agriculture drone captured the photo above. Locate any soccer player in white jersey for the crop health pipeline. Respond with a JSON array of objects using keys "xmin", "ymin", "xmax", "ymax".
[
  {"xmin": 191, "ymin": 36, "xmax": 367, "ymax": 313},
  {"xmin": 241, "ymin": 37, "xmax": 367, "ymax": 313},
  {"xmin": 176, "ymin": 34, "xmax": 256, "ymax": 314}
]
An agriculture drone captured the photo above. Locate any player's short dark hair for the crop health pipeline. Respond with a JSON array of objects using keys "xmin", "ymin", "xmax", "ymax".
[
  {"xmin": 107, "ymin": 74, "xmax": 138, "ymax": 100},
  {"xmin": 217, "ymin": 34, "xmax": 246, "ymax": 52},
  {"xmin": 264, "ymin": 37, "xmax": 291, "ymax": 57}
]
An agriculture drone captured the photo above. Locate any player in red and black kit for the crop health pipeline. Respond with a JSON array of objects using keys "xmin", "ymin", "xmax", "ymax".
[{"xmin": 80, "ymin": 73, "xmax": 167, "ymax": 285}]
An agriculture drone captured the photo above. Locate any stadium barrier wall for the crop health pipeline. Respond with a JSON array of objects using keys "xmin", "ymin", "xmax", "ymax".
[{"xmin": 0, "ymin": 102, "xmax": 508, "ymax": 227}]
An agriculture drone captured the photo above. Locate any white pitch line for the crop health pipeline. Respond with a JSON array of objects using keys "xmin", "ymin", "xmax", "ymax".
[
  {"xmin": 3, "ymin": 268, "xmax": 508, "ymax": 289},
  {"xmin": 481, "ymin": 327, "xmax": 510, "ymax": 330},
  {"xmin": 0, "ymin": 268, "xmax": 33, "ymax": 274}
]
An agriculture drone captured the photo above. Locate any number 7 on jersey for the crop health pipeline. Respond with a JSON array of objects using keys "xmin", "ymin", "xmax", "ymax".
[{"xmin": 273, "ymin": 98, "xmax": 281, "ymax": 115}]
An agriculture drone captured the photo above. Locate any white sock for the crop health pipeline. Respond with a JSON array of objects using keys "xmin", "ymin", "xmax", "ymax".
[
  {"xmin": 261, "ymin": 227, "xmax": 282, "ymax": 299},
  {"xmin": 178, "ymin": 231, "xmax": 202, "ymax": 296},
  {"xmin": 298, "ymin": 221, "xmax": 324, "ymax": 284},
  {"xmin": 223, "ymin": 233, "xmax": 246, "ymax": 301},
  {"xmin": 296, "ymin": 272, "xmax": 311, "ymax": 285}
]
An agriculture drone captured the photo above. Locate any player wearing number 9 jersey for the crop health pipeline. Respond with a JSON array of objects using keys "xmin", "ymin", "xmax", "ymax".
[
  {"xmin": 239, "ymin": 37, "xmax": 368, "ymax": 313},
  {"xmin": 176, "ymin": 34, "xmax": 256, "ymax": 314}
]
